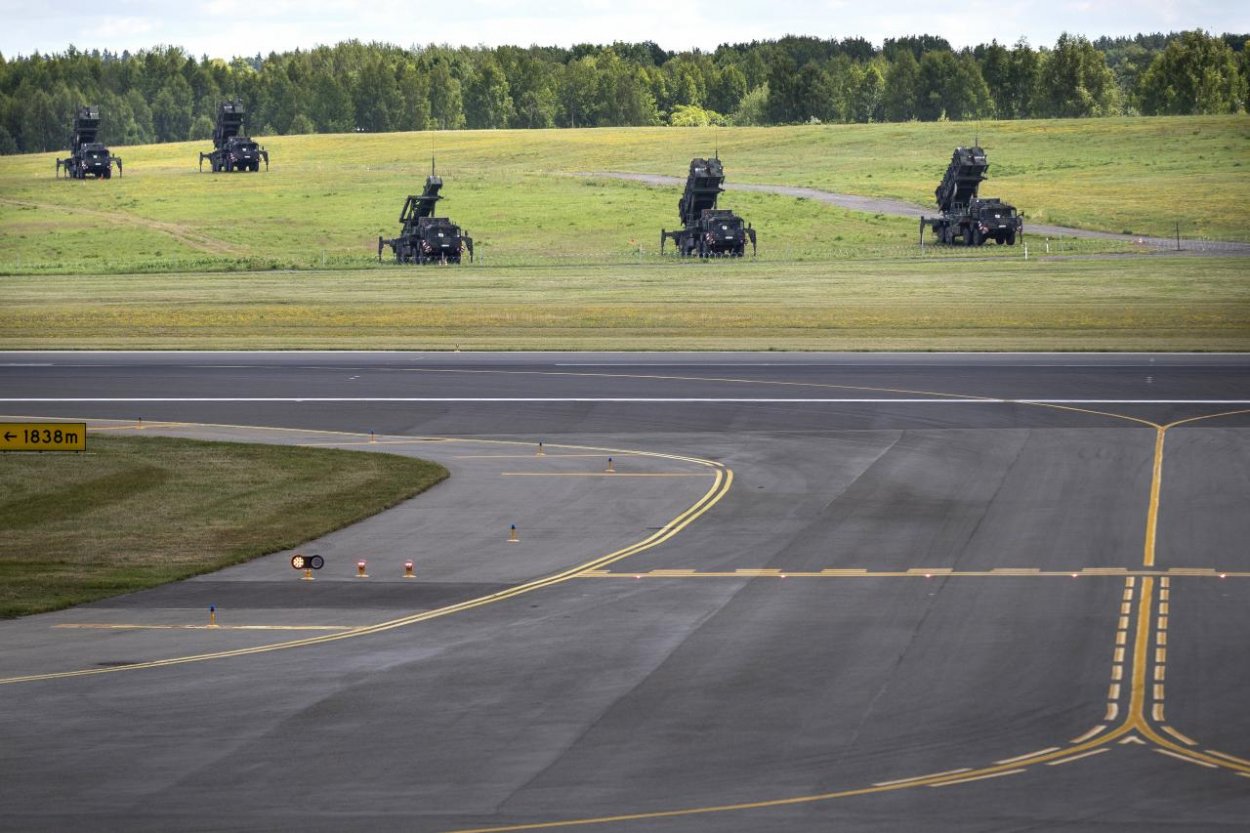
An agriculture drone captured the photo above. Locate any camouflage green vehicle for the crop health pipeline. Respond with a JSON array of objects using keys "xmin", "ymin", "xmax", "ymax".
[
  {"xmin": 199, "ymin": 101, "xmax": 269, "ymax": 173},
  {"xmin": 55, "ymin": 106, "xmax": 122, "ymax": 180},
  {"xmin": 378, "ymin": 167, "xmax": 474, "ymax": 265},
  {"xmin": 921, "ymin": 146, "xmax": 1022, "ymax": 246},
  {"xmin": 662, "ymin": 157, "xmax": 756, "ymax": 257}
]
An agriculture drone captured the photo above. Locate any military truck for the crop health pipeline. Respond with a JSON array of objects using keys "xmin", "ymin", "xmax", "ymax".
[
  {"xmin": 661, "ymin": 157, "xmax": 756, "ymax": 257},
  {"xmin": 378, "ymin": 168, "xmax": 474, "ymax": 264},
  {"xmin": 199, "ymin": 100, "xmax": 269, "ymax": 172},
  {"xmin": 55, "ymin": 106, "xmax": 122, "ymax": 179},
  {"xmin": 920, "ymin": 146, "xmax": 1022, "ymax": 246}
]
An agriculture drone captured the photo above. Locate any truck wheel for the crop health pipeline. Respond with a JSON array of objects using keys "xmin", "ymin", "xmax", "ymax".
[
  {"xmin": 995, "ymin": 237, "xmax": 1004, "ymax": 245},
  {"xmin": 103, "ymin": 169, "xmax": 111, "ymax": 180},
  {"xmin": 1006, "ymin": 232, "xmax": 1016, "ymax": 246}
]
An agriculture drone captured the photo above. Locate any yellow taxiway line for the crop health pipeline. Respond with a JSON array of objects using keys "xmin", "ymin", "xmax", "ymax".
[
  {"xmin": 0, "ymin": 427, "xmax": 732, "ymax": 687},
  {"xmin": 577, "ymin": 568, "xmax": 1249, "ymax": 579}
]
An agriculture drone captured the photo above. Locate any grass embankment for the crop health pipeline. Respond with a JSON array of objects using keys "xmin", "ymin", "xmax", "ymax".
[
  {"xmin": 1, "ymin": 116, "xmax": 1246, "ymax": 276},
  {"xmin": 2, "ymin": 256, "xmax": 1246, "ymax": 351},
  {"xmin": 0, "ymin": 434, "xmax": 447, "ymax": 617}
]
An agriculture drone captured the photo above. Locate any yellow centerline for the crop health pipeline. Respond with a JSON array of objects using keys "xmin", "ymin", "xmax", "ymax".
[
  {"xmin": 53, "ymin": 623, "xmax": 352, "ymax": 631},
  {"xmin": 500, "ymin": 472, "xmax": 709, "ymax": 478},
  {"xmin": 577, "ymin": 568, "xmax": 1248, "ymax": 579}
]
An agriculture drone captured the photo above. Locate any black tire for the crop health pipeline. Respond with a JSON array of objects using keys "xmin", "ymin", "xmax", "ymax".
[
  {"xmin": 103, "ymin": 169, "xmax": 111, "ymax": 180},
  {"xmin": 1006, "ymin": 231, "xmax": 1016, "ymax": 246},
  {"xmin": 995, "ymin": 237, "xmax": 1004, "ymax": 245}
]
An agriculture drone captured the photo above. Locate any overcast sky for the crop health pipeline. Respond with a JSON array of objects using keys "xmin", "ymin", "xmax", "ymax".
[{"xmin": 2, "ymin": 0, "xmax": 1246, "ymax": 60}]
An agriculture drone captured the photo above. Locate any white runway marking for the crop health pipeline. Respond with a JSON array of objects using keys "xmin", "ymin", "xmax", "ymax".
[{"xmin": 1, "ymin": 397, "xmax": 1248, "ymax": 405}]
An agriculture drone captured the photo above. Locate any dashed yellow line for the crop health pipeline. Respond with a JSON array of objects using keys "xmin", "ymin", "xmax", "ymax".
[
  {"xmin": 1070, "ymin": 725, "xmax": 1107, "ymax": 744},
  {"xmin": 1154, "ymin": 749, "xmax": 1219, "ymax": 769},
  {"xmin": 1204, "ymin": 749, "xmax": 1250, "ymax": 767},
  {"xmin": 1161, "ymin": 726, "xmax": 1198, "ymax": 747},
  {"xmin": 500, "ymin": 472, "xmax": 710, "ymax": 477},
  {"xmin": 872, "ymin": 768, "xmax": 972, "ymax": 787},
  {"xmin": 455, "ymin": 453, "xmax": 630, "ymax": 459},
  {"xmin": 930, "ymin": 768, "xmax": 1026, "ymax": 787},
  {"xmin": 53, "ymin": 623, "xmax": 351, "ymax": 631},
  {"xmin": 995, "ymin": 747, "xmax": 1061, "ymax": 765},
  {"xmin": 576, "ymin": 568, "xmax": 1250, "ymax": 579},
  {"xmin": 1046, "ymin": 748, "xmax": 1110, "ymax": 766}
]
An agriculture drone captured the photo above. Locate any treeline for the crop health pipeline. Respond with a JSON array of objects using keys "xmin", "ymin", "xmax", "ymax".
[{"xmin": 1, "ymin": 30, "xmax": 1247, "ymax": 154}]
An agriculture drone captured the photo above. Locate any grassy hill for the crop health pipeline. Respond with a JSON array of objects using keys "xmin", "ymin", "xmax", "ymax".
[
  {"xmin": 1, "ymin": 116, "xmax": 1247, "ymax": 274},
  {"xmin": 1, "ymin": 116, "xmax": 1247, "ymax": 350}
]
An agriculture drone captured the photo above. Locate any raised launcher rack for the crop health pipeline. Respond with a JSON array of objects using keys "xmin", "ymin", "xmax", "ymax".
[
  {"xmin": 198, "ymin": 100, "xmax": 269, "ymax": 172},
  {"xmin": 919, "ymin": 145, "xmax": 1022, "ymax": 247},
  {"xmin": 55, "ymin": 106, "xmax": 122, "ymax": 179},
  {"xmin": 378, "ymin": 166, "xmax": 474, "ymax": 264},
  {"xmin": 661, "ymin": 156, "xmax": 756, "ymax": 257}
]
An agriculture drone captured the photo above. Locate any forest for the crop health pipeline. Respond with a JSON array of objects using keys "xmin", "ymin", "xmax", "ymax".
[{"xmin": 0, "ymin": 30, "xmax": 1246, "ymax": 154}]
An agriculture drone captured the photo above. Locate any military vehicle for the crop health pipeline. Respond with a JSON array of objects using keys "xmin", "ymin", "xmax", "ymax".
[
  {"xmin": 661, "ymin": 156, "xmax": 756, "ymax": 257},
  {"xmin": 378, "ymin": 166, "xmax": 474, "ymax": 264},
  {"xmin": 920, "ymin": 145, "xmax": 1022, "ymax": 246},
  {"xmin": 198, "ymin": 100, "xmax": 269, "ymax": 172},
  {"xmin": 55, "ymin": 106, "xmax": 122, "ymax": 179}
]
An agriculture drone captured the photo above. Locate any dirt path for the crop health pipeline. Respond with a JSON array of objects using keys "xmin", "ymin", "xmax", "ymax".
[
  {"xmin": 0, "ymin": 197, "xmax": 247, "ymax": 257},
  {"xmin": 590, "ymin": 172, "xmax": 1250, "ymax": 255}
]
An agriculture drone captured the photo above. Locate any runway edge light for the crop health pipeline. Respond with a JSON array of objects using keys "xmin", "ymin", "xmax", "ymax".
[{"xmin": 292, "ymin": 553, "xmax": 324, "ymax": 581}]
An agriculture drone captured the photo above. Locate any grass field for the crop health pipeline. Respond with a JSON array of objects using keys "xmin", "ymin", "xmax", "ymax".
[
  {"xmin": 1, "ymin": 116, "xmax": 1247, "ymax": 350},
  {"xmin": 3, "ymin": 256, "xmax": 1246, "ymax": 350},
  {"xmin": 0, "ymin": 434, "xmax": 447, "ymax": 617},
  {"xmin": 1, "ymin": 116, "xmax": 1247, "ymax": 275}
]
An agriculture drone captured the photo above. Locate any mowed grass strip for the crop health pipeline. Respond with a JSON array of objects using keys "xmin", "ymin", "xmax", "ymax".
[
  {"xmin": 1, "ymin": 256, "xmax": 1246, "ymax": 351},
  {"xmin": 0, "ymin": 434, "xmax": 447, "ymax": 617}
]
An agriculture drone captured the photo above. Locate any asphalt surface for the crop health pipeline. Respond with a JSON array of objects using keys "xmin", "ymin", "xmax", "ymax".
[
  {"xmin": 595, "ymin": 172, "xmax": 1250, "ymax": 254},
  {"xmin": 1, "ymin": 352, "xmax": 1249, "ymax": 832}
]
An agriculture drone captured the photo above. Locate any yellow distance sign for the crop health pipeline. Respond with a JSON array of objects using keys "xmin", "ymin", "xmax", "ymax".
[{"xmin": 0, "ymin": 422, "xmax": 87, "ymax": 453}]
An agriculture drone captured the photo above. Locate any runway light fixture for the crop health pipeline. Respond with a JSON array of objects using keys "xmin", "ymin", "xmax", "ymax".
[{"xmin": 291, "ymin": 554, "xmax": 325, "ymax": 570}]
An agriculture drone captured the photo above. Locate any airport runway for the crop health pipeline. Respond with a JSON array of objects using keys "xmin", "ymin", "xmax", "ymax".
[{"xmin": 1, "ymin": 352, "xmax": 1249, "ymax": 832}]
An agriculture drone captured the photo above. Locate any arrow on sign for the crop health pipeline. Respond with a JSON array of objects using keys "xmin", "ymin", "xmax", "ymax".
[{"xmin": 2, "ymin": 432, "xmax": 13, "ymax": 441}]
